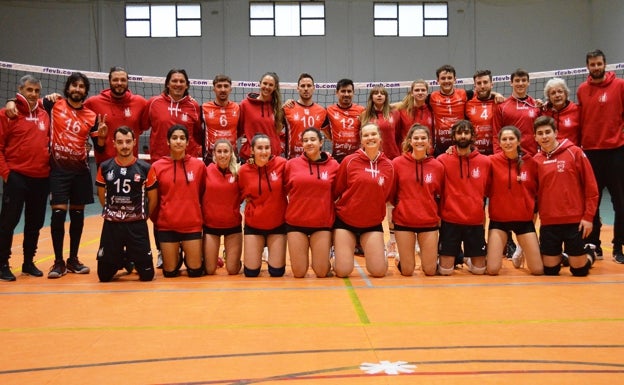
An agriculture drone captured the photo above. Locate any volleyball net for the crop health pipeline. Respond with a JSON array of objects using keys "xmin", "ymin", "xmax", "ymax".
[{"xmin": 2, "ymin": 60, "xmax": 624, "ymax": 109}]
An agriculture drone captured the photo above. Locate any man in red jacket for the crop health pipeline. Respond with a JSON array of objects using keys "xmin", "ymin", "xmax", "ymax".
[
  {"xmin": 577, "ymin": 49, "xmax": 624, "ymax": 263},
  {"xmin": 0, "ymin": 75, "xmax": 50, "ymax": 281}
]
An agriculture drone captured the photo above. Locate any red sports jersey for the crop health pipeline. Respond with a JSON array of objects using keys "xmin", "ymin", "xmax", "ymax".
[
  {"xmin": 429, "ymin": 89, "xmax": 468, "ymax": 154},
  {"xmin": 0, "ymin": 93, "xmax": 50, "ymax": 179},
  {"xmin": 202, "ymin": 101, "xmax": 240, "ymax": 161},
  {"xmin": 202, "ymin": 163, "xmax": 242, "ymax": 229},
  {"xmin": 84, "ymin": 89, "xmax": 148, "ymax": 165},
  {"xmin": 542, "ymin": 101, "xmax": 581, "ymax": 146},
  {"xmin": 48, "ymin": 98, "xmax": 98, "ymax": 172},
  {"xmin": 465, "ymin": 96, "xmax": 495, "ymax": 155},
  {"xmin": 326, "ymin": 103, "xmax": 365, "ymax": 162},
  {"xmin": 397, "ymin": 104, "xmax": 434, "ymax": 143},
  {"xmin": 96, "ymin": 157, "xmax": 157, "ymax": 222},
  {"xmin": 283, "ymin": 102, "xmax": 327, "ymax": 159},
  {"xmin": 143, "ymin": 93, "xmax": 203, "ymax": 162},
  {"xmin": 492, "ymin": 96, "xmax": 541, "ymax": 155}
]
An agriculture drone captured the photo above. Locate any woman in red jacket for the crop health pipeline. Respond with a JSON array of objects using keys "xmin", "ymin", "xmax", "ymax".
[
  {"xmin": 333, "ymin": 123, "xmax": 394, "ymax": 278},
  {"xmin": 391, "ymin": 124, "xmax": 444, "ymax": 276},
  {"xmin": 285, "ymin": 128, "xmax": 339, "ymax": 278},
  {"xmin": 238, "ymin": 134, "xmax": 288, "ymax": 277},
  {"xmin": 202, "ymin": 139, "xmax": 242, "ymax": 275},
  {"xmin": 152, "ymin": 125, "xmax": 206, "ymax": 277},
  {"xmin": 486, "ymin": 126, "xmax": 543, "ymax": 275}
]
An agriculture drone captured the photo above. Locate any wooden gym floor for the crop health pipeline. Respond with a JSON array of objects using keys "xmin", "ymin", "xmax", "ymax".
[{"xmin": 1, "ymin": 214, "xmax": 624, "ymax": 385}]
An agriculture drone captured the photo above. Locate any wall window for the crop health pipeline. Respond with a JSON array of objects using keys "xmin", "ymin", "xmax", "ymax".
[
  {"xmin": 126, "ymin": 3, "xmax": 201, "ymax": 37},
  {"xmin": 250, "ymin": 2, "xmax": 325, "ymax": 36},
  {"xmin": 374, "ymin": 2, "xmax": 448, "ymax": 37}
]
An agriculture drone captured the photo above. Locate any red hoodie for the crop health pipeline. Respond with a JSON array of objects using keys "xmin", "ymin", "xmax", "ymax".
[
  {"xmin": 85, "ymin": 89, "xmax": 148, "ymax": 164},
  {"xmin": 0, "ymin": 93, "xmax": 50, "ymax": 180},
  {"xmin": 143, "ymin": 93, "xmax": 202, "ymax": 162},
  {"xmin": 533, "ymin": 139, "xmax": 598, "ymax": 226},
  {"xmin": 238, "ymin": 156, "xmax": 287, "ymax": 230},
  {"xmin": 492, "ymin": 96, "xmax": 541, "ymax": 155},
  {"xmin": 542, "ymin": 101, "xmax": 581, "ymax": 147},
  {"xmin": 397, "ymin": 104, "xmax": 434, "ymax": 142},
  {"xmin": 487, "ymin": 151, "xmax": 538, "ymax": 222},
  {"xmin": 202, "ymin": 163, "xmax": 242, "ymax": 229},
  {"xmin": 151, "ymin": 155, "xmax": 206, "ymax": 233},
  {"xmin": 237, "ymin": 93, "xmax": 282, "ymax": 161},
  {"xmin": 391, "ymin": 153, "xmax": 444, "ymax": 228},
  {"xmin": 334, "ymin": 149, "xmax": 394, "ymax": 228},
  {"xmin": 577, "ymin": 71, "xmax": 624, "ymax": 150},
  {"xmin": 285, "ymin": 152, "xmax": 339, "ymax": 228},
  {"xmin": 437, "ymin": 147, "xmax": 491, "ymax": 225}
]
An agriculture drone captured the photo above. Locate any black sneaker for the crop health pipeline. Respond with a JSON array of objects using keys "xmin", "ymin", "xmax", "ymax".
[
  {"xmin": 595, "ymin": 245, "xmax": 603, "ymax": 260},
  {"xmin": 614, "ymin": 248, "xmax": 624, "ymax": 264},
  {"xmin": 0, "ymin": 264, "xmax": 16, "ymax": 282},
  {"xmin": 48, "ymin": 260, "xmax": 67, "ymax": 279},
  {"xmin": 66, "ymin": 258, "xmax": 90, "ymax": 274},
  {"xmin": 561, "ymin": 252, "xmax": 570, "ymax": 267},
  {"xmin": 584, "ymin": 244, "xmax": 596, "ymax": 266},
  {"xmin": 506, "ymin": 241, "xmax": 517, "ymax": 260},
  {"xmin": 22, "ymin": 262, "xmax": 43, "ymax": 277}
]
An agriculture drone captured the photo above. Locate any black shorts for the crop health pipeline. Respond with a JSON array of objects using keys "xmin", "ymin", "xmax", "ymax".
[
  {"xmin": 203, "ymin": 225, "xmax": 242, "ymax": 236},
  {"xmin": 158, "ymin": 230, "xmax": 202, "ymax": 242},
  {"xmin": 286, "ymin": 223, "xmax": 332, "ymax": 236},
  {"xmin": 539, "ymin": 223, "xmax": 585, "ymax": 256},
  {"xmin": 333, "ymin": 216, "xmax": 384, "ymax": 236},
  {"xmin": 97, "ymin": 220, "xmax": 152, "ymax": 266},
  {"xmin": 439, "ymin": 221, "xmax": 487, "ymax": 258},
  {"xmin": 393, "ymin": 223, "xmax": 439, "ymax": 233},
  {"xmin": 488, "ymin": 220, "xmax": 536, "ymax": 235},
  {"xmin": 244, "ymin": 223, "xmax": 287, "ymax": 236},
  {"xmin": 49, "ymin": 168, "xmax": 94, "ymax": 205}
]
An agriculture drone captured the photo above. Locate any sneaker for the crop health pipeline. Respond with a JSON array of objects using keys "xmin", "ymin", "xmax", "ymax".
[
  {"xmin": 354, "ymin": 244, "xmax": 364, "ymax": 256},
  {"xmin": 262, "ymin": 247, "xmax": 269, "ymax": 263},
  {"xmin": 48, "ymin": 260, "xmax": 67, "ymax": 279},
  {"xmin": 385, "ymin": 239, "xmax": 398, "ymax": 259},
  {"xmin": 22, "ymin": 262, "xmax": 43, "ymax": 277},
  {"xmin": 66, "ymin": 258, "xmax": 90, "ymax": 274},
  {"xmin": 595, "ymin": 245, "xmax": 603, "ymax": 260},
  {"xmin": 561, "ymin": 252, "xmax": 570, "ymax": 267},
  {"xmin": 156, "ymin": 250, "xmax": 163, "ymax": 269},
  {"xmin": 0, "ymin": 264, "xmax": 16, "ymax": 282},
  {"xmin": 124, "ymin": 260, "xmax": 135, "ymax": 274},
  {"xmin": 506, "ymin": 241, "xmax": 517, "ymax": 260},
  {"xmin": 614, "ymin": 248, "xmax": 624, "ymax": 264},
  {"xmin": 414, "ymin": 240, "xmax": 421, "ymax": 255},
  {"xmin": 511, "ymin": 245, "xmax": 524, "ymax": 269},
  {"xmin": 584, "ymin": 244, "xmax": 596, "ymax": 266}
]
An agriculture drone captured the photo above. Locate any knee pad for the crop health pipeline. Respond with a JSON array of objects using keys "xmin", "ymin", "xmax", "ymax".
[
  {"xmin": 437, "ymin": 264, "xmax": 454, "ymax": 276},
  {"xmin": 268, "ymin": 264, "xmax": 285, "ymax": 277},
  {"xmin": 469, "ymin": 263, "xmax": 486, "ymax": 275},
  {"xmin": 162, "ymin": 269, "xmax": 180, "ymax": 278},
  {"xmin": 543, "ymin": 264, "xmax": 561, "ymax": 276},
  {"xmin": 570, "ymin": 262, "xmax": 591, "ymax": 277},
  {"xmin": 136, "ymin": 266, "xmax": 155, "ymax": 281},
  {"xmin": 244, "ymin": 266, "xmax": 261, "ymax": 277},
  {"xmin": 186, "ymin": 266, "xmax": 204, "ymax": 278}
]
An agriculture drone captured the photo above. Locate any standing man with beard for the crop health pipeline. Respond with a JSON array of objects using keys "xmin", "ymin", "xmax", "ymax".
[
  {"xmin": 85, "ymin": 66, "xmax": 148, "ymax": 166},
  {"xmin": 201, "ymin": 74, "xmax": 240, "ymax": 164},
  {"xmin": 577, "ymin": 49, "xmax": 624, "ymax": 263},
  {"xmin": 465, "ymin": 70, "xmax": 495, "ymax": 155},
  {"xmin": 44, "ymin": 72, "xmax": 106, "ymax": 278},
  {"xmin": 436, "ymin": 120, "xmax": 491, "ymax": 275}
]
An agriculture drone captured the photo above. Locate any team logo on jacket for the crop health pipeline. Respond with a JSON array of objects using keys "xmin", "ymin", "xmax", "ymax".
[
  {"xmin": 517, "ymin": 171, "xmax": 528, "ymax": 182},
  {"xmin": 424, "ymin": 173, "xmax": 433, "ymax": 184},
  {"xmin": 38, "ymin": 121, "xmax": 46, "ymax": 131},
  {"xmin": 134, "ymin": 174, "xmax": 141, "ymax": 182},
  {"xmin": 228, "ymin": 175, "xmax": 236, "ymax": 183},
  {"xmin": 378, "ymin": 176, "xmax": 385, "ymax": 186},
  {"xmin": 557, "ymin": 160, "xmax": 566, "ymax": 173},
  {"xmin": 208, "ymin": 110, "xmax": 215, "ymax": 119},
  {"xmin": 599, "ymin": 92, "xmax": 607, "ymax": 103},
  {"xmin": 320, "ymin": 171, "xmax": 328, "ymax": 180},
  {"xmin": 270, "ymin": 171, "xmax": 279, "ymax": 181},
  {"xmin": 124, "ymin": 107, "xmax": 132, "ymax": 117},
  {"xmin": 471, "ymin": 167, "xmax": 481, "ymax": 179},
  {"xmin": 564, "ymin": 118, "xmax": 571, "ymax": 127},
  {"xmin": 106, "ymin": 170, "xmax": 115, "ymax": 181},
  {"xmin": 182, "ymin": 113, "xmax": 188, "ymax": 122},
  {"xmin": 187, "ymin": 171, "xmax": 194, "ymax": 181},
  {"xmin": 528, "ymin": 110, "xmax": 536, "ymax": 118},
  {"xmin": 120, "ymin": 167, "xmax": 127, "ymax": 176}
]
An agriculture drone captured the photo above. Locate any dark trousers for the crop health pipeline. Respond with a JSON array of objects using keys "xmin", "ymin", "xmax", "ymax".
[
  {"xmin": 586, "ymin": 146, "xmax": 624, "ymax": 248},
  {"xmin": 0, "ymin": 172, "xmax": 49, "ymax": 263}
]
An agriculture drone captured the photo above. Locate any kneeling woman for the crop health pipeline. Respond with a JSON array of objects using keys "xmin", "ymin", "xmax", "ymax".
[
  {"xmin": 238, "ymin": 134, "xmax": 288, "ymax": 277},
  {"xmin": 391, "ymin": 124, "xmax": 444, "ymax": 276},
  {"xmin": 202, "ymin": 139, "xmax": 242, "ymax": 275},
  {"xmin": 333, "ymin": 123, "xmax": 394, "ymax": 278},
  {"xmin": 285, "ymin": 128, "xmax": 339, "ymax": 278},
  {"xmin": 152, "ymin": 125, "xmax": 206, "ymax": 277},
  {"xmin": 487, "ymin": 126, "xmax": 543, "ymax": 275}
]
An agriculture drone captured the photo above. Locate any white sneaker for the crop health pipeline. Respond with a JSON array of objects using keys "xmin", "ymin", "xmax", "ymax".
[
  {"xmin": 511, "ymin": 245, "xmax": 524, "ymax": 268},
  {"xmin": 414, "ymin": 239, "xmax": 421, "ymax": 255},
  {"xmin": 262, "ymin": 247, "xmax": 269, "ymax": 263},
  {"xmin": 385, "ymin": 239, "xmax": 398, "ymax": 259}
]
